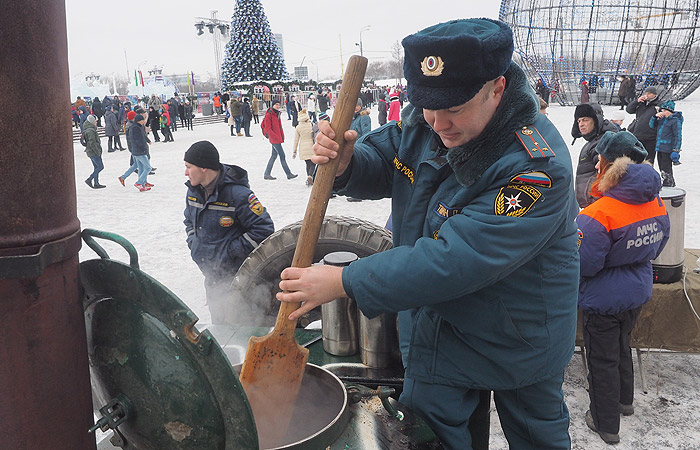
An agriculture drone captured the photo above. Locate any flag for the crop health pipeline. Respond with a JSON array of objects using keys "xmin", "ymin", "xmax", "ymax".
[
  {"xmin": 191, "ymin": 71, "xmax": 195, "ymax": 87},
  {"xmin": 187, "ymin": 71, "xmax": 191, "ymax": 87},
  {"xmin": 134, "ymin": 70, "xmax": 138, "ymax": 86},
  {"xmin": 139, "ymin": 70, "xmax": 144, "ymax": 87}
]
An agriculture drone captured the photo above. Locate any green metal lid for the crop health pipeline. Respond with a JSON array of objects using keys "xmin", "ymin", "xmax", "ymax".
[{"xmin": 80, "ymin": 230, "xmax": 257, "ymax": 449}]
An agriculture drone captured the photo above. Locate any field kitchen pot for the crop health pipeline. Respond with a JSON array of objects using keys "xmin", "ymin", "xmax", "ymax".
[
  {"xmin": 652, "ymin": 187, "xmax": 686, "ymax": 283},
  {"xmin": 82, "ymin": 230, "xmax": 441, "ymax": 450},
  {"xmin": 81, "ymin": 230, "xmax": 348, "ymax": 450}
]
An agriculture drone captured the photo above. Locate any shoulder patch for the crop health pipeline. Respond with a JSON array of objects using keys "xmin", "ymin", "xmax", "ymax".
[
  {"xmin": 396, "ymin": 120, "xmax": 402, "ymax": 130},
  {"xmin": 248, "ymin": 193, "xmax": 264, "ymax": 216},
  {"xmin": 494, "ymin": 184, "xmax": 542, "ymax": 217},
  {"xmin": 510, "ymin": 171, "xmax": 552, "ymax": 188},
  {"xmin": 516, "ymin": 126, "xmax": 556, "ymax": 159},
  {"xmin": 577, "ymin": 228, "xmax": 583, "ymax": 249}
]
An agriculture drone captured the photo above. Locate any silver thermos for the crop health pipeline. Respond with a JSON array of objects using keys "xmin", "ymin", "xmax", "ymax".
[
  {"xmin": 321, "ymin": 252, "xmax": 359, "ymax": 356},
  {"xmin": 359, "ymin": 312, "xmax": 400, "ymax": 368}
]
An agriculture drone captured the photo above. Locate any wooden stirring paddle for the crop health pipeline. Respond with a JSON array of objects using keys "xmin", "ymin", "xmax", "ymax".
[{"xmin": 239, "ymin": 55, "xmax": 368, "ymax": 449}]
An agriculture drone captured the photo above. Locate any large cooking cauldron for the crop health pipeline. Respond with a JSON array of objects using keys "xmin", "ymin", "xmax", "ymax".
[{"xmin": 81, "ymin": 230, "xmax": 440, "ymax": 450}]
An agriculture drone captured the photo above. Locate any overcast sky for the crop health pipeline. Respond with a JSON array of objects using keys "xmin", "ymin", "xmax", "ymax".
[{"xmin": 65, "ymin": 1, "xmax": 501, "ymax": 83}]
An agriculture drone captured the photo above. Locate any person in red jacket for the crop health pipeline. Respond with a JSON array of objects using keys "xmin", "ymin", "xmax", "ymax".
[
  {"xmin": 387, "ymin": 91, "xmax": 401, "ymax": 122},
  {"xmin": 261, "ymin": 100, "xmax": 297, "ymax": 180}
]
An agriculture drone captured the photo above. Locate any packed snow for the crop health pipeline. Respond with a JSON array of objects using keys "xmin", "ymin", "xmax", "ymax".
[{"xmin": 77, "ymin": 96, "xmax": 700, "ymax": 449}]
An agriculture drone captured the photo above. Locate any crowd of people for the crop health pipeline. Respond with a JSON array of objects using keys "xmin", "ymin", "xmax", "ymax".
[
  {"xmin": 71, "ymin": 17, "xmax": 682, "ymax": 448},
  {"xmin": 73, "ymin": 93, "xmax": 197, "ymax": 191}
]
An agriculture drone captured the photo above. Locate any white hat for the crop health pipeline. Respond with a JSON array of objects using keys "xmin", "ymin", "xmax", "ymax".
[{"xmin": 610, "ymin": 111, "xmax": 625, "ymax": 122}]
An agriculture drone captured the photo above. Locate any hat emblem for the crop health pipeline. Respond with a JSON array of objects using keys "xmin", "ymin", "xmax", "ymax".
[{"xmin": 421, "ymin": 56, "xmax": 444, "ymax": 77}]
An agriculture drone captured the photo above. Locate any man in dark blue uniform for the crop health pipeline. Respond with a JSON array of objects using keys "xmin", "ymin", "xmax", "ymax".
[
  {"xmin": 277, "ymin": 19, "xmax": 579, "ymax": 449},
  {"xmin": 184, "ymin": 141, "xmax": 274, "ymax": 324}
]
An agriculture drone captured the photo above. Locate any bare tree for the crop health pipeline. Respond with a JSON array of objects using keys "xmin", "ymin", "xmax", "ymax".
[
  {"xmin": 388, "ymin": 40, "xmax": 405, "ymax": 79},
  {"xmin": 366, "ymin": 61, "xmax": 390, "ymax": 80}
]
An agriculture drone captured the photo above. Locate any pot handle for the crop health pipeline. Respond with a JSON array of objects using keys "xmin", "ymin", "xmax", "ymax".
[
  {"xmin": 81, "ymin": 228, "xmax": 140, "ymax": 269},
  {"xmin": 345, "ymin": 384, "xmax": 404, "ymax": 420}
]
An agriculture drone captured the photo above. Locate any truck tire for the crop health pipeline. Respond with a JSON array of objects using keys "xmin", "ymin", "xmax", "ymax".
[{"xmin": 228, "ymin": 216, "xmax": 393, "ymax": 326}]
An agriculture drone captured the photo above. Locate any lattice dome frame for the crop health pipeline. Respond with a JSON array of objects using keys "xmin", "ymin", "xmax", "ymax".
[{"xmin": 499, "ymin": 0, "xmax": 700, "ymax": 105}]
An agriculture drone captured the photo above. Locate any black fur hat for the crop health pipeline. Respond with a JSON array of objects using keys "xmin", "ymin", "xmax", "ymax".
[
  {"xmin": 402, "ymin": 18, "xmax": 514, "ymax": 110},
  {"xmin": 574, "ymin": 103, "xmax": 598, "ymax": 122}
]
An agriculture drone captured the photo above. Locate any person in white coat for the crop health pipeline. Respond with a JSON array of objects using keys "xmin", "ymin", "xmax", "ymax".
[{"xmin": 307, "ymin": 94, "xmax": 317, "ymax": 124}]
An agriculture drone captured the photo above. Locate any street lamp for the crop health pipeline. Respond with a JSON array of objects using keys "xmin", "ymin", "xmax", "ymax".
[
  {"xmin": 194, "ymin": 10, "xmax": 230, "ymax": 89},
  {"xmin": 355, "ymin": 25, "xmax": 371, "ymax": 57},
  {"xmin": 310, "ymin": 60, "xmax": 319, "ymax": 82}
]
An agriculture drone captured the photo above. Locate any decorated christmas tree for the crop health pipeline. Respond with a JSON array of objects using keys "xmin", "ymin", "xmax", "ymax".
[{"xmin": 221, "ymin": 0, "xmax": 290, "ymax": 87}]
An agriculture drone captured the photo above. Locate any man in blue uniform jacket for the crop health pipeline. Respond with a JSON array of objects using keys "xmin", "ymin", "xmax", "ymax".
[
  {"xmin": 184, "ymin": 141, "xmax": 274, "ymax": 324},
  {"xmin": 277, "ymin": 19, "xmax": 580, "ymax": 449}
]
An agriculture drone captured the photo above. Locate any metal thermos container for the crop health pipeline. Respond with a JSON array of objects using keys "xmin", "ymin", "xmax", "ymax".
[
  {"xmin": 321, "ymin": 252, "xmax": 359, "ymax": 356},
  {"xmin": 652, "ymin": 187, "xmax": 686, "ymax": 283},
  {"xmin": 359, "ymin": 312, "xmax": 400, "ymax": 368}
]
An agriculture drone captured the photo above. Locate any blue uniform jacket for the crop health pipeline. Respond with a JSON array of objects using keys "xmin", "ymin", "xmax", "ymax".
[
  {"xmin": 335, "ymin": 63, "xmax": 580, "ymax": 390},
  {"xmin": 184, "ymin": 164, "xmax": 274, "ymax": 279},
  {"xmin": 649, "ymin": 111, "xmax": 683, "ymax": 153},
  {"xmin": 576, "ymin": 160, "xmax": 669, "ymax": 315}
]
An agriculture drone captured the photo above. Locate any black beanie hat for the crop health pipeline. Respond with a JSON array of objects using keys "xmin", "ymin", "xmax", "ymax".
[
  {"xmin": 184, "ymin": 140, "xmax": 220, "ymax": 170},
  {"xmin": 271, "ymin": 99, "xmax": 281, "ymax": 108}
]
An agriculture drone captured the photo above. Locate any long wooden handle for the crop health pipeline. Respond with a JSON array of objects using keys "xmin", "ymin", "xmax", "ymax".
[{"xmin": 274, "ymin": 55, "xmax": 368, "ymax": 334}]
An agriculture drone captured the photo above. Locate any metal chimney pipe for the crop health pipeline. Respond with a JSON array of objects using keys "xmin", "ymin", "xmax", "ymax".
[{"xmin": 0, "ymin": 1, "xmax": 96, "ymax": 449}]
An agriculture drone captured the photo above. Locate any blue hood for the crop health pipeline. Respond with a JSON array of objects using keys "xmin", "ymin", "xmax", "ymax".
[{"xmin": 603, "ymin": 162, "xmax": 661, "ymax": 205}]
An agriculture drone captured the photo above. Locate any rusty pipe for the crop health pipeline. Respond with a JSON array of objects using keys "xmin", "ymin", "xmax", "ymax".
[{"xmin": 0, "ymin": 1, "xmax": 95, "ymax": 449}]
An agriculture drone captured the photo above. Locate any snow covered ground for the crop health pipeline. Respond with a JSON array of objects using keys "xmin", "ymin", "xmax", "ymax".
[{"xmin": 76, "ymin": 96, "xmax": 700, "ymax": 449}]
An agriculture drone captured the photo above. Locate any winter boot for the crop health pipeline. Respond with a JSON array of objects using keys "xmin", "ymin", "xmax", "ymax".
[
  {"xmin": 661, "ymin": 171, "xmax": 676, "ymax": 187},
  {"xmin": 619, "ymin": 403, "xmax": 634, "ymax": 416},
  {"xmin": 585, "ymin": 410, "xmax": 620, "ymax": 444}
]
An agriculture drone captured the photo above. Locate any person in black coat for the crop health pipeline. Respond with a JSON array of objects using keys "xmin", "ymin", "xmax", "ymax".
[
  {"xmin": 147, "ymin": 106, "xmax": 161, "ymax": 142},
  {"xmin": 289, "ymin": 95, "xmax": 301, "ymax": 127},
  {"xmin": 91, "ymin": 97, "xmax": 104, "ymax": 127},
  {"xmin": 377, "ymin": 98, "xmax": 388, "ymax": 126},
  {"xmin": 317, "ymin": 92, "xmax": 330, "ymax": 113},
  {"xmin": 241, "ymin": 98, "xmax": 253, "ymax": 137},
  {"xmin": 626, "ymin": 86, "xmax": 660, "ymax": 164}
]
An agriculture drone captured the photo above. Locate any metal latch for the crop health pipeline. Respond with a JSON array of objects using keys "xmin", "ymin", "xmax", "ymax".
[{"xmin": 89, "ymin": 395, "xmax": 132, "ymax": 447}]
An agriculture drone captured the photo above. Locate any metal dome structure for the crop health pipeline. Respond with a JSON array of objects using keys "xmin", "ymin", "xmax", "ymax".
[{"xmin": 499, "ymin": 0, "xmax": 700, "ymax": 105}]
